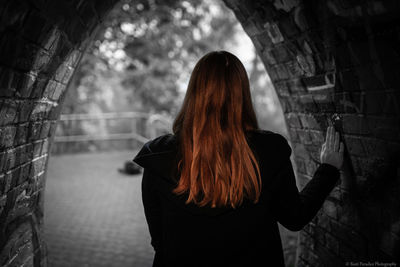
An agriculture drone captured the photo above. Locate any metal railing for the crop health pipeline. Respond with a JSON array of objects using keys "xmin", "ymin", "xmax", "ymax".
[
  {"xmin": 55, "ymin": 112, "xmax": 152, "ymax": 144},
  {"xmin": 52, "ymin": 111, "xmax": 173, "ymax": 154}
]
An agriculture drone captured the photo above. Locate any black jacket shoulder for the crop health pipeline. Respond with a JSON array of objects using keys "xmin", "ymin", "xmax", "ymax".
[
  {"xmin": 133, "ymin": 130, "xmax": 290, "ymax": 165},
  {"xmin": 132, "ymin": 130, "xmax": 292, "ymax": 185},
  {"xmin": 249, "ymin": 129, "xmax": 291, "ymax": 154}
]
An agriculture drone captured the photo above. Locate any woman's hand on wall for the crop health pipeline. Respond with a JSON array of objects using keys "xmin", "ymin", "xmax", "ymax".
[{"xmin": 320, "ymin": 125, "xmax": 344, "ymax": 170}]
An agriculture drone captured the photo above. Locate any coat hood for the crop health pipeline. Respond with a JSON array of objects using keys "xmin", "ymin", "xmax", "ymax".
[
  {"xmin": 133, "ymin": 133, "xmax": 179, "ymax": 182},
  {"xmin": 132, "ymin": 130, "xmax": 290, "ymax": 216}
]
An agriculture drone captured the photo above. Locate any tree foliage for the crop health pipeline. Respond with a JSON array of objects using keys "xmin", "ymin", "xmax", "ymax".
[
  {"xmin": 67, "ymin": 0, "xmax": 237, "ymax": 116},
  {"xmin": 61, "ymin": 0, "xmax": 286, "ymax": 136}
]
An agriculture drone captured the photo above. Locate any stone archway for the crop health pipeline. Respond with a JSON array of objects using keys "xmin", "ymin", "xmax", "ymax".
[
  {"xmin": 0, "ymin": 0, "xmax": 399, "ymax": 266},
  {"xmin": 224, "ymin": 1, "xmax": 400, "ymax": 265}
]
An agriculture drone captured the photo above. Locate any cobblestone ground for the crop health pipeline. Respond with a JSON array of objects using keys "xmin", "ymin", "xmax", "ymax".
[{"xmin": 44, "ymin": 150, "xmax": 154, "ymax": 267}]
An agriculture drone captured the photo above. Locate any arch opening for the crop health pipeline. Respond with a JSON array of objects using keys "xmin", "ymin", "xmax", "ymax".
[{"xmin": 1, "ymin": 0, "xmax": 400, "ymax": 266}]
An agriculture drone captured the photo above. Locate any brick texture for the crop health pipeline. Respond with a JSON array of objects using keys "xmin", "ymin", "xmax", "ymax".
[
  {"xmin": 224, "ymin": 0, "xmax": 400, "ymax": 265},
  {"xmin": 0, "ymin": 1, "xmax": 118, "ymax": 266},
  {"xmin": 0, "ymin": 0, "xmax": 400, "ymax": 266}
]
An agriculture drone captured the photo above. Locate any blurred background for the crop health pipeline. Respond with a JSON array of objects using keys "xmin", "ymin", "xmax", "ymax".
[{"xmin": 43, "ymin": 0, "xmax": 295, "ymax": 266}]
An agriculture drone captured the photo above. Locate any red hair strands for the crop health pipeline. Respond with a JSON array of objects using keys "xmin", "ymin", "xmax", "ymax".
[{"xmin": 172, "ymin": 51, "xmax": 261, "ymax": 209}]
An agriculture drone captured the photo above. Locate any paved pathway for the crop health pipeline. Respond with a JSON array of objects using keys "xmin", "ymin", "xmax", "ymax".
[
  {"xmin": 43, "ymin": 150, "xmax": 297, "ymax": 267},
  {"xmin": 44, "ymin": 151, "xmax": 154, "ymax": 267}
]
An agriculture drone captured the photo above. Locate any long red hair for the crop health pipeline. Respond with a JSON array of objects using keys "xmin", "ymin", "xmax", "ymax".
[{"xmin": 172, "ymin": 51, "xmax": 261, "ymax": 209}]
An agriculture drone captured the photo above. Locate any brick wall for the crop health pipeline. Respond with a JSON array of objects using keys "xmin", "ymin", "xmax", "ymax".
[
  {"xmin": 223, "ymin": 0, "xmax": 400, "ymax": 265},
  {"xmin": 0, "ymin": 0, "xmax": 399, "ymax": 266},
  {"xmin": 0, "ymin": 0, "xmax": 117, "ymax": 266}
]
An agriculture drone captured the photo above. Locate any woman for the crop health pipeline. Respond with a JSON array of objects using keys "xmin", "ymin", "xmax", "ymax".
[{"xmin": 133, "ymin": 51, "xmax": 344, "ymax": 267}]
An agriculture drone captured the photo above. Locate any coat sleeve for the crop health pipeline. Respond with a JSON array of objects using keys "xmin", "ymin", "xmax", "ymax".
[
  {"xmin": 141, "ymin": 168, "xmax": 163, "ymax": 253},
  {"xmin": 270, "ymin": 134, "xmax": 340, "ymax": 231}
]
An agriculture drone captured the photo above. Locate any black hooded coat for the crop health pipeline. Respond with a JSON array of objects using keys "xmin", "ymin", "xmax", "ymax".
[{"xmin": 132, "ymin": 129, "xmax": 340, "ymax": 267}]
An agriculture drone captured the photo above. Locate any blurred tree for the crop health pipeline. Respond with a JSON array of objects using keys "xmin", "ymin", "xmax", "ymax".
[
  {"xmin": 60, "ymin": 0, "xmax": 286, "ymax": 141},
  {"xmin": 83, "ymin": 0, "xmax": 237, "ymax": 116}
]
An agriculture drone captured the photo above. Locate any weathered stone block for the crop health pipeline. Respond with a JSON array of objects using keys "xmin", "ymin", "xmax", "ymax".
[
  {"xmin": 32, "ymin": 140, "xmax": 43, "ymax": 158},
  {"xmin": 42, "ymin": 80, "xmax": 57, "ymax": 99},
  {"xmin": 17, "ymin": 162, "xmax": 31, "ymax": 185},
  {"xmin": 288, "ymin": 127, "xmax": 300, "ymax": 142},
  {"xmin": 285, "ymin": 60, "xmax": 303, "ymax": 78},
  {"xmin": 17, "ymin": 72, "xmax": 36, "ymax": 98},
  {"xmin": 297, "ymin": 129, "xmax": 312, "ymax": 145},
  {"xmin": 308, "ymin": 130, "xmax": 324, "ymax": 144},
  {"xmin": 48, "ymin": 121, "xmax": 58, "ymax": 138},
  {"xmin": 17, "ymin": 101, "xmax": 33, "ymax": 122},
  {"xmin": 28, "ymin": 122, "xmax": 42, "ymax": 141},
  {"xmin": 255, "ymin": 31, "xmax": 274, "ymax": 48},
  {"xmin": 285, "ymin": 113, "xmax": 302, "ymax": 128},
  {"xmin": 0, "ymin": 100, "xmax": 18, "ymax": 125},
  {"xmin": 34, "ymin": 171, "xmax": 46, "ymax": 192},
  {"xmin": 275, "ymin": 63, "xmax": 290, "ymax": 80},
  {"xmin": 0, "ymin": 126, "xmax": 17, "ymax": 149},
  {"xmin": 51, "ymin": 82, "xmax": 65, "ymax": 101},
  {"xmin": 298, "ymin": 113, "xmax": 320, "ymax": 130},
  {"xmin": 0, "ymin": 221, "xmax": 33, "ymax": 265},
  {"xmin": 241, "ymin": 19, "xmax": 260, "ymax": 37},
  {"xmin": 48, "ymin": 104, "xmax": 62, "ymax": 120},
  {"xmin": 287, "ymin": 96, "xmax": 304, "ymax": 112},
  {"xmin": 294, "ymin": 157, "xmax": 307, "ymax": 174},
  {"xmin": 5, "ymin": 184, "xmax": 32, "ymax": 226},
  {"xmin": 30, "ymin": 156, "xmax": 46, "ymax": 178},
  {"xmin": 280, "ymin": 98, "xmax": 292, "ymax": 113},
  {"xmin": 39, "ymin": 121, "xmax": 51, "ymax": 139},
  {"xmin": 274, "ymin": 81, "xmax": 291, "ymax": 97},
  {"xmin": 14, "ymin": 143, "xmax": 33, "ymax": 167},
  {"xmin": 322, "ymin": 200, "xmax": 338, "ymax": 220},
  {"xmin": 271, "ymin": 44, "xmax": 291, "ymax": 63},
  {"xmin": 287, "ymin": 78, "xmax": 307, "ymax": 93},
  {"xmin": 30, "ymin": 77, "xmax": 47, "ymax": 99},
  {"xmin": 65, "ymin": 49, "xmax": 81, "ymax": 68},
  {"xmin": 305, "ymin": 157, "xmax": 318, "ymax": 173},
  {"xmin": 14, "ymin": 123, "xmax": 29, "ymax": 146},
  {"xmin": 278, "ymin": 14, "xmax": 300, "ymax": 37},
  {"xmin": 261, "ymin": 49, "xmax": 277, "ymax": 65},
  {"xmin": 30, "ymin": 102, "xmax": 52, "ymax": 121},
  {"xmin": 8, "ymin": 166, "xmax": 21, "ymax": 191}
]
